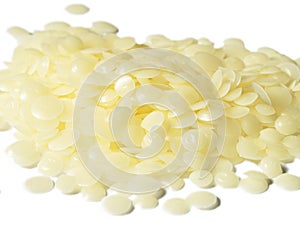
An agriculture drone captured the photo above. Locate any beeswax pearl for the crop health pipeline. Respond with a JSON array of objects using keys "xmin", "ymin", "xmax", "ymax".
[
  {"xmin": 239, "ymin": 177, "xmax": 269, "ymax": 194},
  {"xmin": 275, "ymin": 115, "xmax": 298, "ymax": 135},
  {"xmin": 234, "ymin": 92, "xmax": 258, "ymax": 106},
  {"xmin": 113, "ymin": 37, "xmax": 135, "ymax": 50},
  {"xmin": 259, "ymin": 157, "xmax": 282, "ymax": 178},
  {"xmin": 92, "ymin": 21, "xmax": 118, "ymax": 35},
  {"xmin": 25, "ymin": 176, "xmax": 54, "ymax": 194},
  {"xmin": 214, "ymin": 171, "xmax": 239, "ymax": 188},
  {"xmin": 163, "ymin": 198, "xmax": 190, "ymax": 215},
  {"xmin": 266, "ymin": 86, "xmax": 292, "ymax": 109},
  {"xmin": 259, "ymin": 128, "xmax": 284, "ymax": 143},
  {"xmin": 38, "ymin": 151, "xmax": 64, "ymax": 177},
  {"xmin": 282, "ymin": 136, "xmax": 300, "ymax": 149},
  {"xmin": 170, "ymin": 178, "xmax": 185, "ymax": 191},
  {"xmin": 255, "ymin": 104, "xmax": 276, "ymax": 116},
  {"xmin": 65, "ymin": 4, "xmax": 89, "ymax": 15},
  {"xmin": 31, "ymin": 95, "xmax": 64, "ymax": 120},
  {"xmin": 102, "ymin": 195, "xmax": 133, "ymax": 215},
  {"xmin": 241, "ymin": 114, "xmax": 261, "ymax": 137},
  {"xmin": 186, "ymin": 191, "xmax": 219, "ymax": 210},
  {"xmin": 81, "ymin": 183, "xmax": 106, "ymax": 201},
  {"xmin": 152, "ymin": 189, "xmax": 166, "ymax": 199},
  {"xmin": 226, "ymin": 106, "xmax": 249, "ymax": 118},
  {"xmin": 6, "ymin": 140, "xmax": 40, "ymax": 168},
  {"xmin": 114, "ymin": 75, "xmax": 135, "ymax": 97},
  {"xmin": 134, "ymin": 195, "xmax": 158, "ymax": 209},
  {"xmin": 141, "ymin": 111, "xmax": 165, "ymax": 131},
  {"xmin": 275, "ymin": 174, "xmax": 300, "ymax": 191},
  {"xmin": 189, "ymin": 170, "xmax": 214, "ymax": 188},
  {"xmin": 56, "ymin": 174, "xmax": 80, "ymax": 194},
  {"xmin": 244, "ymin": 171, "xmax": 271, "ymax": 184}
]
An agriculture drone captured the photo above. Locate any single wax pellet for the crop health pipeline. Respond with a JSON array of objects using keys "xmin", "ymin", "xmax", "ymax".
[
  {"xmin": 239, "ymin": 177, "xmax": 269, "ymax": 194},
  {"xmin": 189, "ymin": 170, "xmax": 214, "ymax": 188},
  {"xmin": 275, "ymin": 115, "xmax": 298, "ymax": 135},
  {"xmin": 134, "ymin": 195, "xmax": 158, "ymax": 209},
  {"xmin": 81, "ymin": 183, "xmax": 107, "ymax": 201},
  {"xmin": 214, "ymin": 171, "xmax": 239, "ymax": 188},
  {"xmin": 56, "ymin": 174, "xmax": 80, "ymax": 194},
  {"xmin": 25, "ymin": 176, "xmax": 54, "ymax": 194},
  {"xmin": 163, "ymin": 198, "xmax": 190, "ymax": 215},
  {"xmin": 31, "ymin": 95, "xmax": 64, "ymax": 120},
  {"xmin": 186, "ymin": 191, "xmax": 219, "ymax": 210},
  {"xmin": 170, "ymin": 178, "xmax": 185, "ymax": 191},
  {"xmin": 65, "ymin": 4, "xmax": 89, "ymax": 15},
  {"xmin": 102, "ymin": 195, "xmax": 133, "ymax": 215},
  {"xmin": 141, "ymin": 111, "xmax": 165, "ymax": 131},
  {"xmin": 274, "ymin": 173, "xmax": 300, "ymax": 191},
  {"xmin": 259, "ymin": 157, "xmax": 282, "ymax": 178}
]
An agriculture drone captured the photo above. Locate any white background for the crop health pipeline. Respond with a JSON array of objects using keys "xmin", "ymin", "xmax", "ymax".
[{"xmin": 1, "ymin": 0, "xmax": 300, "ymax": 239}]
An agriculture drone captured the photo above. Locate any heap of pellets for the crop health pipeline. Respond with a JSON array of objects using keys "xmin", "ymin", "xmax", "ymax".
[{"xmin": 1, "ymin": 5, "xmax": 300, "ymax": 215}]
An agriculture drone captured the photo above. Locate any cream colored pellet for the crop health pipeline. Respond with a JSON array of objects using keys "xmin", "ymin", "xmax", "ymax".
[
  {"xmin": 259, "ymin": 157, "xmax": 282, "ymax": 178},
  {"xmin": 189, "ymin": 170, "xmax": 214, "ymax": 188},
  {"xmin": 25, "ymin": 176, "xmax": 54, "ymax": 194},
  {"xmin": 186, "ymin": 191, "xmax": 219, "ymax": 210},
  {"xmin": 134, "ymin": 195, "xmax": 158, "ymax": 209},
  {"xmin": 163, "ymin": 198, "xmax": 190, "ymax": 215},
  {"xmin": 56, "ymin": 174, "xmax": 80, "ymax": 194},
  {"xmin": 102, "ymin": 195, "xmax": 133, "ymax": 215},
  {"xmin": 170, "ymin": 178, "xmax": 185, "ymax": 191},
  {"xmin": 214, "ymin": 171, "xmax": 239, "ymax": 188},
  {"xmin": 65, "ymin": 4, "xmax": 89, "ymax": 15},
  {"xmin": 81, "ymin": 183, "xmax": 107, "ymax": 201},
  {"xmin": 239, "ymin": 177, "xmax": 269, "ymax": 194},
  {"xmin": 274, "ymin": 174, "xmax": 300, "ymax": 191}
]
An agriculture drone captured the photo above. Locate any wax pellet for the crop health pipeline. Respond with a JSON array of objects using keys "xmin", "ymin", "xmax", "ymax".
[
  {"xmin": 259, "ymin": 157, "xmax": 282, "ymax": 178},
  {"xmin": 113, "ymin": 37, "xmax": 135, "ymax": 50},
  {"xmin": 92, "ymin": 21, "xmax": 118, "ymax": 34},
  {"xmin": 186, "ymin": 191, "xmax": 219, "ymax": 210},
  {"xmin": 234, "ymin": 92, "xmax": 258, "ymax": 106},
  {"xmin": 226, "ymin": 106, "xmax": 249, "ymax": 118},
  {"xmin": 48, "ymin": 129, "xmax": 75, "ymax": 151},
  {"xmin": 255, "ymin": 104, "xmax": 276, "ymax": 116},
  {"xmin": 152, "ymin": 189, "xmax": 166, "ymax": 199},
  {"xmin": 259, "ymin": 128, "xmax": 284, "ymax": 143},
  {"xmin": 38, "ymin": 151, "xmax": 64, "ymax": 177},
  {"xmin": 134, "ymin": 195, "xmax": 158, "ymax": 209},
  {"xmin": 102, "ymin": 195, "xmax": 133, "ymax": 215},
  {"xmin": 282, "ymin": 136, "xmax": 300, "ymax": 149},
  {"xmin": 6, "ymin": 140, "xmax": 40, "ymax": 168},
  {"xmin": 31, "ymin": 95, "xmax": 64, "ymax": 120},
  {"xmin": 241, "ymin": 114, "xmax": 261, "ymax": 137},
  {"xmin": 189, "ymin": 170, "xmax": 214, "ymax": 188},
  {"xmin": 163, "ymin": 198, "xmax": 190, "ymax": 215},
  {"xmin": 239, "ymin": 177, "xmax": 269, "ymax": 194},
  {"xmin": 141, "ymin": 111, "xmax": 165, "ymax": 131},
  {"xmin": 56, "ymin": 174, "xmax": 80, "ymax": 194},
  {"xmin": 114, "ymin": 75, "xmax": 135, "ymax": 97},
  {"xmin": 65, "ymin": 4, "xmax": 89, "ymax": 15},
  {"xmin": 170, "ymin": 178, "xmax": 185, "ymax": 191},
  {"xmin": 81, "ymin": 183, "xmax": 107, "ymax": 201},
  {"xmin": 274, "ymin": 174, "xmax": 300, "ymax": 191},
  {"xmin": 243, "ymin": 171, "xmax": 271, "ymax": 184},
  {"xmin": 214, "ymin": 171, "xmax": 239, "ymax": 188},
  {"xmin": 275, "ymin": 114, "xmax": 298, "ymax": 135},
  {"xmin": 25, "ymin": 176, "xmax": 54, "ymax": 194}
]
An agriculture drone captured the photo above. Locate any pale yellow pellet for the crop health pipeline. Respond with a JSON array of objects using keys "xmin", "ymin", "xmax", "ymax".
[
  {"xmin": 102, "ymin": 195, "xmax": 133, "ymax": 215},
  {"xmin": 186, "ymin": 191, "xmax": 219, "ymax": 210},
  {"xmin": 274, "ymin": 173, "xmax": 300, "ymax": 191},
  {"xmin": 189, "ymin": 170, "xmax": 214, "ymax": 188},
  {"xmin": 65, "ymin": 4, "xmax": 89, "ymax": 15},
  {"xmin": 25, "ymin": 176, "xmax": 54, "ymax": 194},
  {"xmin": 114, "ymin": 75, "xmax": 135, "ymax": 97},
  {"xmin": 134, "ymin": 195, "xmax": 158, "ymax": 209},
  {"xmin": 170, "ymin": 178, "xmax": 185, "ymax": 191},
  {"xmin": 275, "ymin": 114, "xmax": 298, "ymax": 135},
  {"xmin": 163, "ymin": 198, "xmax": 190, "ymax": 215},
  {"xmin": 214, "ymin": 171, "xmax": 239, "ymax": 188},
  {"xmin": 226, "ymin": 106, "xmax": 249, "ymax": 119},
  {"xmin": 31, "ymin": 95, "xmax": 64, "ymax": 120},
  {"xmin": 239, "ymin": 177, "xmax": 269, "ymax": 194},
  {"xmin": 38, "ymin": 151, "xmax": 64, "ymax": 177},
  {"xmin": 234, "ymin": 92, "xmax": 258, "ymax": 106},
  {"xmin": 259, "ymin": 157, "xmax": 282, "ymax": 178},
  {"xmin": 141, "ymin": 111, "xmax": 165, "ymax": 131},
  {"xmin": 81, "ymin": 183, "xmax": 107, "ymax": 201},
  {"xmin": 56, "ymin": 174, "xmax": 80, "ymax": 194},
  {"xmin": 255, "ymin": 104, "xmax": 276, "ymax": 116},
  {"xmin": 92, "ymin": 21, "xmax": 118, "ymax": 35}
]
